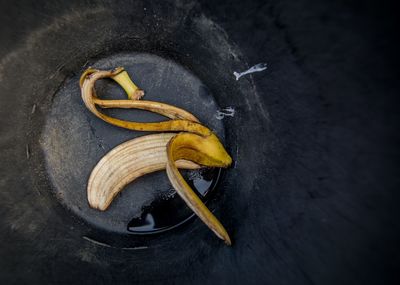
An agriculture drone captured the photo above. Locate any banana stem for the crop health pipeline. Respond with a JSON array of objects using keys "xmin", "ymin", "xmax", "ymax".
[{"xmin": 111, "ymin": 70, "xmax": 144, "ymax": 100}]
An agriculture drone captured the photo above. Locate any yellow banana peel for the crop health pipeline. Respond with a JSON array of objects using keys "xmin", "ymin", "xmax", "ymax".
[
  {"xmin": 80, "ymin": 67, "xmax": 233, "ymax": 245},
  {"xmin": 88, "ymin": 133, "xmax": 200, "ymax": 211}
]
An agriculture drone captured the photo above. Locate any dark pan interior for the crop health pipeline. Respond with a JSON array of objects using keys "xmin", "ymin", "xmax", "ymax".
[{"xmin": 0, "ymin": 0, "xmax": 398, "ymax": 284}]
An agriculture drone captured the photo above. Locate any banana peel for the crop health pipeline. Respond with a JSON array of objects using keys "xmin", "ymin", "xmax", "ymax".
[
  {"xmin": 88, "ymin": 133, "xmax": 200, "ymax": 211},
  {"xmin": 81, "ymin": 67, "xmax": 233, "ymax": 245},
  {"xmin": 166, "ymin": 132, "xmax": 232, "ymax": 245},
  {"xmin": 80, "ymin": 67, "xmax": 210, "ymax": 135}
]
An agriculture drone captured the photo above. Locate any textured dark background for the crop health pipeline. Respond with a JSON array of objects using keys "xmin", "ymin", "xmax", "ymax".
[{"xmin": 0, "ymin": 0, "xmax": 399, "ymax": 284}]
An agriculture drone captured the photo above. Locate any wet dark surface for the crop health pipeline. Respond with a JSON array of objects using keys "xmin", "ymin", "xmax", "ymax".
[
  {"xmin": 0, "ymin": 0, "xmax": 399, "ymax": 284},
  {"xmin": 128, "ymin": 168, "xmax": 220, "ymax": 234}
]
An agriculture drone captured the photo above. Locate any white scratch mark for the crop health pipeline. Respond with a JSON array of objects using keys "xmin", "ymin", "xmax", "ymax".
[
  {"xmin": 216, "ymin": 107, "xmax": 235, "ymax": 120},
  {"xmin": 25, "ymin": 144, "xmax": 30, "ymax": 159},
  {"xmin": 82, "ymin": 236, "xmax": 148, "ymax": 250},
  {"xmin": 234, "ymin": 145, "xmax": 239, "ymax": 169},
  {"xmin": 233, "ymin": 63, "xmax": 267, "ymax": 80},
  {"xmin": 82, "ymin": 236, "xmax": 111, "ymax": 248},
  {"xmin": 31, "ymin": 104, "xmax": 36, "ymax": 114},
  {"xmin": 121, "ymin": 246, "xmax": 149, "ymax": 251}
]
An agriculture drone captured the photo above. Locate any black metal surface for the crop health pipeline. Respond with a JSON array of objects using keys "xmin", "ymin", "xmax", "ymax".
[{"xmin": 0, "ymin": 0, "xmax": 398, "ymax": 284}]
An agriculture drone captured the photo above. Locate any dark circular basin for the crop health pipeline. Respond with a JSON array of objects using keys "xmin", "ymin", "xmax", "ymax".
[
  {"xmin": 42, "ymin": 52, "xmax": 226, "ymax": 235},
  {"xmin": 0, "ymin": 0, "xmax": 398, "ymax": 284}
]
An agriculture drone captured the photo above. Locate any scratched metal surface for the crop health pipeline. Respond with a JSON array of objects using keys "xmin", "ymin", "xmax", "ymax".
[{"xmin": 0, "ymin": 0, "xmax": 398, "ymax": 284}]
